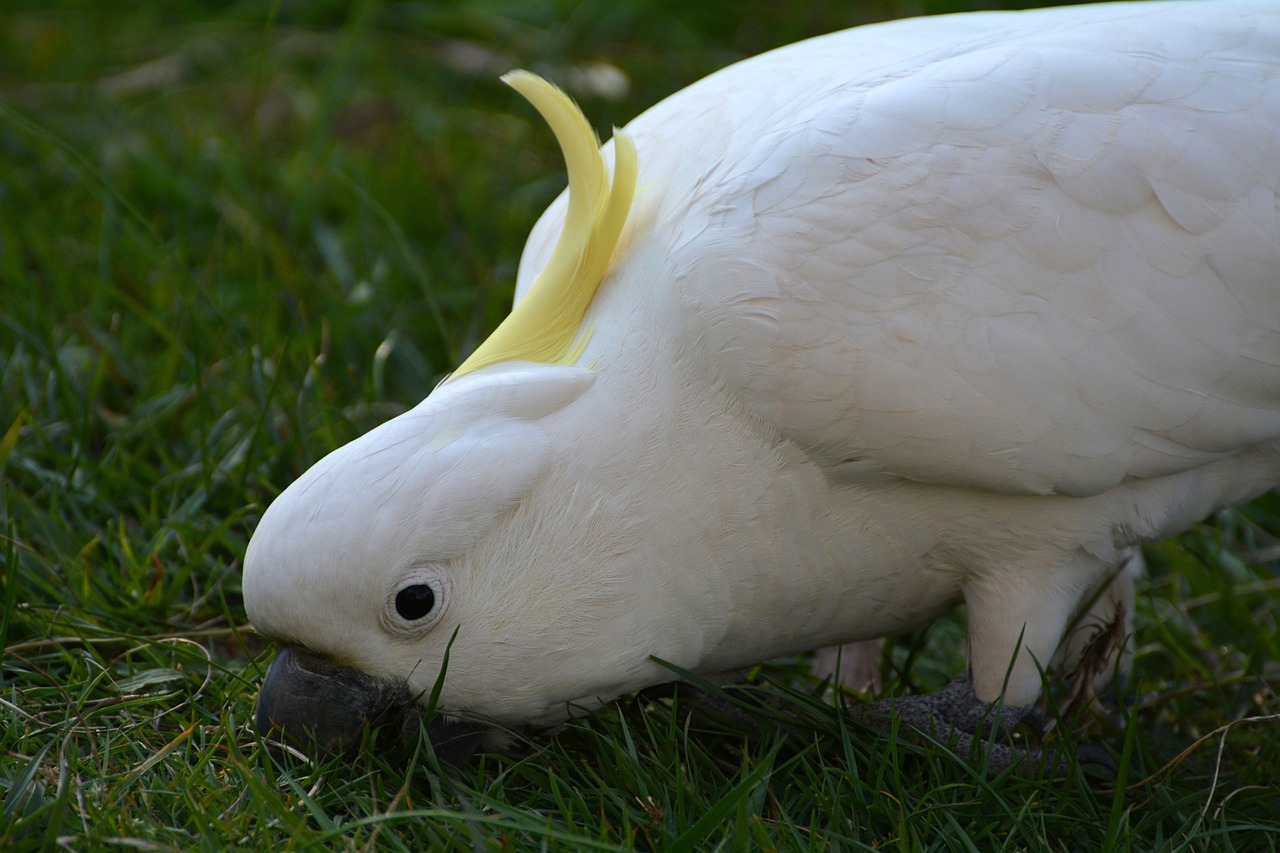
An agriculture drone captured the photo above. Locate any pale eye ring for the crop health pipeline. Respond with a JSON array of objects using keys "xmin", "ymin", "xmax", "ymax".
[{"xmin": 382, "ymin": 569, "xmax": 448, "ymax": 637}]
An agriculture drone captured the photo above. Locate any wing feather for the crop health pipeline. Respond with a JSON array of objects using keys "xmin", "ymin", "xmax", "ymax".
[{"xmin": 652, "ymin": 2, "xmax": 1280, "ymax": 496}]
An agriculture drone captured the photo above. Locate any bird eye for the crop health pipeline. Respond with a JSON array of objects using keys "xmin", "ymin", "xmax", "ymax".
[
  {"xmin": 383, "ymin": 569, "xmax": 449, "ymax": 638},
  {"xmin": 395, "ymin": 584, "xmax": 435, "ymax": 621}
]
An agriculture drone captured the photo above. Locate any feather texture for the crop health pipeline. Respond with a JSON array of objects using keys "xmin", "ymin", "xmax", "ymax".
[{"xmin": 246, "ymin": 0, "xmax": 1280, "ymax": 739}]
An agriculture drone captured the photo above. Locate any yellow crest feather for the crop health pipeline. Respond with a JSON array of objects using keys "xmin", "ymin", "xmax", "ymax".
[{"xmin": 449, "ymin": 71, "xmax": 638, "ymax": 381}]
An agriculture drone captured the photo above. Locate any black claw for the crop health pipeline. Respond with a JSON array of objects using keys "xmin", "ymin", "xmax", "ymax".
[
  {"xmin": 422, "ymin": 718, "xmax": 486, "ymax": 766},
  {"xmin": 1075, "ymin": 744, "xmax": 1119, "ymax": 774}
]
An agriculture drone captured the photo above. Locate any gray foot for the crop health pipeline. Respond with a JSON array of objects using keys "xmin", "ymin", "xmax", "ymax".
[
  {"xmin": 648, "ymin": 675, "xmax": 1116, "ymax": 777},
  {"xmin": 851, "ymin": 672, "xmax": 1116, "ymax": 776}
]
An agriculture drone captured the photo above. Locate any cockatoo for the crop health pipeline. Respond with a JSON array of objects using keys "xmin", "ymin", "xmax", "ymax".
[{"xmin": 246, "ymin": 0, "xmax": 1280, "ymax": 770}]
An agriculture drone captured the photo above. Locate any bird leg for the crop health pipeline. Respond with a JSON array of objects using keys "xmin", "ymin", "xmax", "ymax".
[
  {"xmin": 848, "ymin": 554, "xmax": 1136, "ymax": 775},
  {"xmin": 812, "ymin": 640, "xmax": 882, "ymax": 693}
]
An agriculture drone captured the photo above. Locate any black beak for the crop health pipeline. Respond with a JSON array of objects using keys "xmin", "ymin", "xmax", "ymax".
[
  {"xmin": 255, "ymin": 644, "xmax": 413, "ymax": 756},
  {"xmin": 254, "ymin": 644, "xmax": 486, "ymax": 764}
]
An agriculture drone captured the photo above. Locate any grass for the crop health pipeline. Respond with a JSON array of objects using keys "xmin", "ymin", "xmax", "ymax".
[{"xmin": 2, "ymin": 0, "xmax": 1278, "ymax": 849}]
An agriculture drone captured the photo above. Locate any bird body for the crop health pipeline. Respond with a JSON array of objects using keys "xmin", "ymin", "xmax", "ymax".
[{"xmin": 246, "ymin": 0, "xmax": 1280, "ymax": 752}]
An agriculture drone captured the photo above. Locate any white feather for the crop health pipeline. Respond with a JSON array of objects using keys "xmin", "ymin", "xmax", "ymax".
[{"xmin": 246, "ymin": 0, "xmax": 1280, "ymax": 726}]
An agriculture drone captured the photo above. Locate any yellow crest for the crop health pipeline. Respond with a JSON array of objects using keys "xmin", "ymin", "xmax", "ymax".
[{"xmin": 449, "ymin": 71, "xmax": 638, "ymax": 381}]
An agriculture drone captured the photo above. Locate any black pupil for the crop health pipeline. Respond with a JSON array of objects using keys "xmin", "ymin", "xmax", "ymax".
[{"xmin": 395, "ymin": 585, "xmax": 435, "ymax": 621}]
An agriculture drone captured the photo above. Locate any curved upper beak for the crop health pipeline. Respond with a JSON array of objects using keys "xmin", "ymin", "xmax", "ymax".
[
  {"xmin": 255, "ymin": 644, "xmax": 413, "ymax": 755},
  {"xmin": 254, "ymin": 644, "xmax": 485, "ymax": 764}
]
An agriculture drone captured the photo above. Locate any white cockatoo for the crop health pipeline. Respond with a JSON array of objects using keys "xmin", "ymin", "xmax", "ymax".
[{"xmin": 245, "ymin": 0, "xmax": 1280, "ymax": 768}]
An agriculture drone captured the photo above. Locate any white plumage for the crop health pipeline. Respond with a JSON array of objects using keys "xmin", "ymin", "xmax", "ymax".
[{"xmin": 245, "ymin": 0, "xmax": 1280, "ymax": 755}]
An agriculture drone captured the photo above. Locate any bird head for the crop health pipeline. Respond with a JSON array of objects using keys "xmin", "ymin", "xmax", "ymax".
[
  {"xmin": 245, "ymin": 362, "xmax": 651, "ymax": 758},
  {"xmin": 244, "ymin": 73, "xmax": 653, "ymax": 760}
]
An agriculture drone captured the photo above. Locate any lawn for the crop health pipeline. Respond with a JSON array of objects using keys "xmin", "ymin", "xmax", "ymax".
[{"xmin": 2, "ymin": 0, "xmax": 1278, "ymax": 849}]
